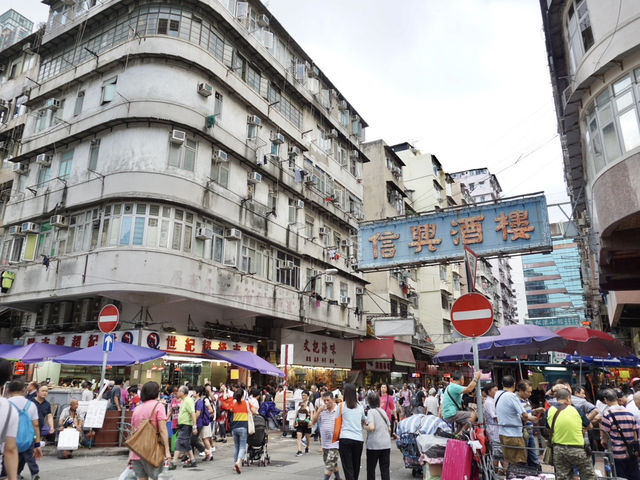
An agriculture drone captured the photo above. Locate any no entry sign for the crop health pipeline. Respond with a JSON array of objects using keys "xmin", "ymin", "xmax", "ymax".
[
  {"xmin": 98, "ymin": 304, "xmax": 119, "ymax": 333},
  {"xmin": 451, "ymin": 293, "xmax": 493, "ymax": 337}
]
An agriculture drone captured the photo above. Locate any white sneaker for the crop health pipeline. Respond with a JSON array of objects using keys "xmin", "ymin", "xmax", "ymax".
[
  {"xmin": 199, "ymin": 452, "xmax": 207, "ymax": 457},
  {"xmin": 211, "ymin": 446, "xmax": 216, "ymax": 452}
]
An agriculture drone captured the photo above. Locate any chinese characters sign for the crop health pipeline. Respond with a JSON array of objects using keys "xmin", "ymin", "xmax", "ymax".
[
  {"xmin": 525, "ymin": 315, "xmax": 582, "ymax": 331},
  {"xmin": 358, "ymin": 194, "xmax": 551, "ymax": 270},
  {"xmin": 280, "ymin": 330, "xmax": 352, "ymax": 369}
]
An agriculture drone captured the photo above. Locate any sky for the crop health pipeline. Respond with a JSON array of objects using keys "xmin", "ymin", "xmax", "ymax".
[{"xmin": 7, "ymin": 0, "xmax": 568, "ymax": 321}]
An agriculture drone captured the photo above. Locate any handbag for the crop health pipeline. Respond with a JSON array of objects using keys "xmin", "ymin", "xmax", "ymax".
[
  {"xmin": 331, "ymin": 403, "xmax": 343, "ymax": 443},
  {"xmin": 57, "ymin": 428, "xmax": 80, "ymax": 450},
  {"xmin": 542, "ymin": 404, "xmax": 566, "ymax": 466},
  {"xmin": 125, "ymin": 401, "xmax": 165, "ymax": 468},
  {"xmin": 246, "ymin": 401, "xmax": 255, "ymax": 435},
  {"xmin": 609, "ymin": 409, "xmax": 640, "ymax": 458}
]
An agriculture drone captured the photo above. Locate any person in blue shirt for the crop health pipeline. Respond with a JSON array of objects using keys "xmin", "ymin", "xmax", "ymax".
[
  {"xmin": 495, "ymin": 376, "xmax": 528, "ymax": 468},
  {"xmin": 337, "ymin": 383, "xmax": 366, "ymax": 480}
]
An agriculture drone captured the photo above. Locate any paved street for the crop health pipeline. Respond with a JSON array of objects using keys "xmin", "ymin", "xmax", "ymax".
[{"xmin": 34, "ymin": 434, "xmax": 411, "ymax": 480}]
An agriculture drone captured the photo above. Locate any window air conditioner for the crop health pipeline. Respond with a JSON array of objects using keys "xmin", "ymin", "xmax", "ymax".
[
  {"xmin": 224, "ymin": 228, "xmax": 242, "ymax": 240},
  {"xmin": 288, "ymin": 146, "xmax": 301, "ymax": 156},
  {"xmin": 341, "ymin": 239, "xmax": 350, "ymax": 247},
  {"xmin": 257, "ymin": 14, "xmax": 270, "ymax": 27},
  {"xmin": 351, "ymin": 114, "xmax": 360, "ymax": 122},
  {"xmin": 214, "ymin": 149, "xmax": 228, "ymax": 162},
  {"xmin": 318, "ymin": 227, "xmax": 328, "ymax": 236},
  {"xmin": 350, "ymin": 149, "xmax": 359, "ymax": 158},
  {"xmin": 12, "ymin": 163, "xmax": 28, "ymax": 174},
  {"xmin": 170, "ymin": 129, "xmax": 186, "ymax": 144},
  {"xmin": 8, "ymin": 225, "xmax": 23, "ymax": 236},
  {"xmin": 338, "ymin": 100, "xmax": 348, "ymax": 110},
  {"xmin": 279, "ymin": 260, "xmax": 294, "ymax": 270},
  {"xmin": 45, "ymin": 98, "xmax": 61, "ymax": 109},
  {"xmin": 340, "ymin": 296, "xmax": 350, "ymax": 306},
  {"xmin": 50, "ymin": 215, "xmax": 67, "ymax": 228},
  {"xmin": 324, "ymin": 275, "xmax": 335, "ymax": 284},
  {"xmin": 355, "ymin": 287, "xmax": 364, "ymax": 295},
  {"xmin": 198, "ymin": 83, "xmax": 213, "ymax": 97},
  {"xmin": 195, "ymin": 227, "xmax": 214, "ymax": 239},
  {"xmin": 295, "ymin": 200, "xmax": 304, "ymax": 209},
  {"xmin": 248, "ymin": 172, "xmax": 262, "ymax": 184},
  {"xmin": 21, "ymin": 222, "xmax": 39, "ymax": 233},
  {"xmin": 328, "ymin": 129, "xmax": 339, "ymax": 138},
  {"xmin": 308, "ymin": 65, "xmax": 320, "ymax": 78},
  {"xmin": 270, "ymin": 132, "xmax": 285, "ymax": 144},
  {"xmin": 247, "ymin": 115, "xmax": 262, "ymax": 126},
  {"xmin": 35, "ymin": 153, "xmax": 52, "ymax": 167}
]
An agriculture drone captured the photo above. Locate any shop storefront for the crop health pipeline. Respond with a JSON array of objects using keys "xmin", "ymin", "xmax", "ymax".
[
  {"xmin": 280, "ymin": 330, "xmax": 353, "ymax": 390},
  {"xmin": 23, "ymin": 330, "xmax": 257, "ymax": 388},
  {"xmin": 353, "ymin": 337, "xmax": 416, "ymax": 386}
]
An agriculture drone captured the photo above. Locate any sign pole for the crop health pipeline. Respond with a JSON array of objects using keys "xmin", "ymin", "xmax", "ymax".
[
  {"xmin": 100, "ymin": 349, "xmax": 108, "ymax": 389},
  {"xmin": 472, "ymin": 336, "xmax": 483, "ymax": 423},
  {"xmin": 282, "ymin": 345, "xmax": 288, "ymax": 434}
]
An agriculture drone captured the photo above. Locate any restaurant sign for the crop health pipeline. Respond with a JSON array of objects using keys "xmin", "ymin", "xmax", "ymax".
[
  {"xmin": 357, "ymin": 194, "xmax": 551, "ymax": 271},
  {"xmin": 280, "ymin": 330, "xmax": 353, "ymax": 369}
]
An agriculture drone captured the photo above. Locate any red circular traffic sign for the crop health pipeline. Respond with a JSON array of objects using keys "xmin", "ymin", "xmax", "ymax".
[
  {"xmin": 98, "ymin": 304, "xmax": 120, "ymax": 333},
  {"xmin": 450, "ymin": 293, "xmax": 494, "ymax": 338}
]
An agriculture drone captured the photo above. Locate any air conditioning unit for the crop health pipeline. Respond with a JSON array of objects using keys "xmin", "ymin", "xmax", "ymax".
[
  {"xmin": 248, "ymin": 171, "xmax": 262, "ymax": 184},
  {"xmin": 270, "ymin": 132, "xmax": 285, "ymax": 144},
  {"xmin": 22, "ymin": 43, "xmax": 32, "ymax": 52},
  {"xmin": 355, "ymin": 287, "xmax": 364, "ymax": 295},
  {"xmin": 324, "ymin": 275, "xmax": 335, "ymax": 284},
  {"xmin": 341, "ymin": 239, "xmax": 350, "ymax": 247},
  {"xmin": 247, "ymin": 115, "xmax": 262, "ymax": 126},
  {"xmin": 328, "ymin": 129, "xmax": 339, "ymax": 138},
  {"xmin": 21, "ymin": 222, "xmax": 39, "ymax": 233},
  {"xmin": 338, "ymin": 100, "xmax": 348, "ymax": 110},
  {"xmin": 318, "ymin": 227, "xmax": 328, "ymax": 236},
  {"xmin": 350, "ymin": 149, "xmax": 359, "ymax": 158},
  {"xmin": 170, "ymin": 129, "xmax": 186, "ymax": 144},
  {"xmin": 197, "ymin": 83, "xmax": 213, "ymax": 97},
  {"xmin": 195, "ymin": 227, "xmax": 214, "ymax": 239},
  {"xmin": 279, "ymin": 260, "xmax": 294, "ymax": 270},
  {"xmin": 257, "ymin": 14, "xmax": 270, "ymax": 27},
  {"xmin": 8, "ymin": 225, "xmax": 22, "ymax": 236},
  {"xmin": 340, "ymin": 296, "xmax": 350, "ymax": 306},
  {"xmin": 295, "ymin": 200, "xmax": 304, "ymax": 209},
  {"xmin": 213, "ymin": 149, "xmax": 228, "ymax": 162},
  {"xmin": 308, "ymin": 65, "xmax": 320, "ymax": 78},
  {"xmin": 35, "ymin": 153, "xmax": 52, "ymax": 167},
  {"xmin": 45, "ymin": 98, "xmax": 61, "ymax": 109},
  {"xmin": 12, "ymin": 163, "xmax": 28, "ymax": 174},
  {"xmin": 224, "ymin": 228, "xmax": 242, "ymax": 240},
  {"xmin": 289, "ymin": 146, "xmax": 301, "ymax": 156},
  {"xmin": 50, "ymin": 215, "xmax": 67, "ymax": 228},
  {"xmin": 351, "ymin": 114, "xmax": 360, "ymax": 122}
]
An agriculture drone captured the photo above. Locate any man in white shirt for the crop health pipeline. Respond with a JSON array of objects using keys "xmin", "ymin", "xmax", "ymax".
[
  {"xmin": 7, "ymin": 381, "xmax": 42, "ymax": 480},
  {"xmin": 425, "ymin": 388, "xmax": 439, "ymax": 416},
  {"xmin": 81, "ymin": 381, "xmax": 94, "ymax": 402},
  {"xmin": 0, "ymin": 359, "xmax": 19, "ymax": 480}
]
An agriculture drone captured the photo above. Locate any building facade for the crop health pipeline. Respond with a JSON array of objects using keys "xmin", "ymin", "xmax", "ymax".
[
  {"xmin": 0, "ymin": 0, "xmax": 370, "ymax": 385},
  {"xmin": 540, "ymin": 0, "xmax": 640, "ymax": 339},
  {"xmin": 0, "ymin": 10, "xmax": 34, "ymax": 52},
  {"xmin": 523, "ymin": 222, "xmax": 586, "ymax": 330}
]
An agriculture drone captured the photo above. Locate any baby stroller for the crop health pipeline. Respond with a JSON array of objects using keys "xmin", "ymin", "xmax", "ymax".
[{"xmin": 242, "ymin": 415, "xmax": 270, "ymax": 467}]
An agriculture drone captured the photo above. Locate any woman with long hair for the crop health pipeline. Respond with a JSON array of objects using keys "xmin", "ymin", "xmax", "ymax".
[
  {"xmin": 364, "ymin": 392, "xmax": 391, "ymax": 480},
  {"xmin": 378, "ymin": 384, "xmax": 396, "ymax": 436},
  {"xmin": 337, "ymin": 383, "xmax": 366, "ymax": 480},
  {"xmin": 230, "ymin": 388, "xmax": 258, "ymax": 474},
  {"xmin": 129, "ymin": 382, "xmax": 171, "ymax": 480}
]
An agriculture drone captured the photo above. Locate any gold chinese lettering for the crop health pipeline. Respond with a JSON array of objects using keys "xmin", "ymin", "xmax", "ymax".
[
  {"xmin": 450, "ymin": 215, "xmax": 484, "ymax": 245},
  {"xmin": 408, "ymin": 224, "xmax": 442, "ymax": 253},
  {"xmin": 369, "ymin": 231, "xmax": 400, "ymax": 259},
  {"xmin": 495, "ymin": 210, "xmax": 535, "ymax": 241}
]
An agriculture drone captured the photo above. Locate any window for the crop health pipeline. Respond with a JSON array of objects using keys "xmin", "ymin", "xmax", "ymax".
[
  {"xmin": 276, "ymin": 250, "xmax": 299, "ymax": 288},
  {"xmin": 339, "ymin": 282, "xmax": 348, "ymax": 300},
  {"xmin": 88, "ymin": 139, "xmax": 100, "ymax": 170},
  {"xmin": 566, "ymin": 0, "xmax": 594, "ymax": 73},
  {"xmin": 270, "ymin": 140, "xmax": 279, "ymax": 157},
  {"xmin": 74, "ymin": 91, "xmax": 85, "ymax": 116},
  {"xmin": 288, "ymin": 198, "xmax": 297, "ymax": 224},
  {"xmin": 59, "ymin": 150, "xmax": 73, "ymax": 180},
  {"xmin": 240, "ymin": 236, "xmax": 267, "ymax": 277},
  {"xmin": 390, "ymin": 298, "xmax": 398, "ymax": 316},
  {"xmin": 37, "ymin": 164, "xmax": 51, "ymax": 187},
  {"xmin": 210, "ymin": 158, "xmax": 229, "ymax": 187},
  {"xmin": 304, "ymin": 215, "xmax": 314, "ymax": 238},
  {"xmin": 247, "ymin": 121, "xmax": 259, "ymax": 140},
  {"xmin": 168, "ymin": 138, "xmax": 197, "ymax": 171},
  {"xmin": 214, "ymin": 92, "xmax": 223, "ymax": 120},
  {"xmin": 101, "ymin": 77, "xmax": 117, "ymax": 104},
  {"xmin": 34, "ymin": 109, "xmax": 49, "ymax": 133}
]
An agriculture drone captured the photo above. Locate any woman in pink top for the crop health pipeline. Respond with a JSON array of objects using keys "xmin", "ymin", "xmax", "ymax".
[
  {"xmin": 169, "ymin": 387, "xmax": 181, "ymax": 430},
  {"xmin": 129, "ymin": 382, "xmax": 171, "ymax": 480},
  {"xmin": 379, "ymin": 384, "xmax": 397, "ymax": 437}
]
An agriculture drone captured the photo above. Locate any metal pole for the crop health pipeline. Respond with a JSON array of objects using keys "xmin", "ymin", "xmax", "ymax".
[
  {"xmin": 100, "ymin": 348, "xmax": 108, "ymax": 389},
  {"xmin": 473, "ymin": 336, "xmax": 483, "ymax": 423},
  {"xmin": 282, "ymin": 346, "xmax": 288, "ymax": 434}
]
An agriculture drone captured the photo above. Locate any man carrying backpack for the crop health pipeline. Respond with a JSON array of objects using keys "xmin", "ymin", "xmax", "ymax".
[
  {"xmin": 6, "ymin": 380, "xmax": 42, "ymax": 480},
  {"xmin": 412, "ymin": 386, "xmax": 426, "ymax": 415}
]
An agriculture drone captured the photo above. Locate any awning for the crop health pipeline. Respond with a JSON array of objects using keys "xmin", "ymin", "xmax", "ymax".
[
  {"xmin": 204, "ymin": 349, "xmax": 284, "ymax": 377},
  {"xmin": 353, "ymin": 338, "xmax": 416, "ymax": 367}
]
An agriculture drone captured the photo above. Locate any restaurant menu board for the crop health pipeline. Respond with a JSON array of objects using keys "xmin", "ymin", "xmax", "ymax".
[{"xmin": 80, "ymin": 400, "xmax": 108, "ymax": 429}]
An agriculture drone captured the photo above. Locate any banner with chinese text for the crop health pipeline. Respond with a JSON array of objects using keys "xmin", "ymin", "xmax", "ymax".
[
  {"xmin": 357, "ymin": 194, "xmax": 551, "ymax": 270},
  {"xmin": 280, "ymin": 330, "xmax": 352, "ymax": 369}
]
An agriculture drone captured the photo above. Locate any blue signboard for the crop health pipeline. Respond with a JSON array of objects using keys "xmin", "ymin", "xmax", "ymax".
[
  {"xmin": 525, "ymin": 315, "xmax": 582, "ymax": 330},
  {"xmin": 103, "ymin": 333, "xmax": 114, "ymax": 352},
  {"xmin": 357, "ymin": 194, "xmax": 551, "ymax": 271}
]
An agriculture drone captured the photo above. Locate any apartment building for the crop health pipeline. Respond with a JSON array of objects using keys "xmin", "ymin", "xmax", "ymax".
[
  {"xmin": 540, "ymin": 0, "xmax": 640, "ymax": 340},
  {"xmin": 0, "ymin": 0, "xmax": 369, "ymax": 377},
  {"xmin": 0, "ymin": 10, "xmax": 34, "ymax": 52}
]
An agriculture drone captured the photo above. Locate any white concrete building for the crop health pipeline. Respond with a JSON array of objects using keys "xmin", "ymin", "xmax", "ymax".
[{"xmin": 0, "ymin": 0, "xmax": 369, "ymax": 379}]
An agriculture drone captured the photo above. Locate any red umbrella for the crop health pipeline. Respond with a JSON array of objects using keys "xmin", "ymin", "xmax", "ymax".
[{"xmin": 556, "ymin": 327, "xmax": 632, "ymax": 357}]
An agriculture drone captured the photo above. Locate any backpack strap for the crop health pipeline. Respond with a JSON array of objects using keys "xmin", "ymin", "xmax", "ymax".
[
  {"xmin": 446, "ymin": 386, "xmax": 462, "ymax": 411},
  {"xmin": 549, "ymin": 405, "xmax": 566, "ymax": 444}
]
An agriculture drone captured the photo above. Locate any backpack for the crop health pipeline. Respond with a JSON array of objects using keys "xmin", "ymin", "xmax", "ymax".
[
  {"xmin": 11, "ymin": 401, "xmax": 35, "ymax": 453},
  {"xmin": 412, "ymin": 391, "xmax": 422, "ymax": 408},
  {"xmin": 198, "ymin": 399, "xmax": 211, "ymax": 427}
]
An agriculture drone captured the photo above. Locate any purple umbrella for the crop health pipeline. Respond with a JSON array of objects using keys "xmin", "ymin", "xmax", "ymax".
[
  {"xmin": 0, "ymin": 344, "xmax": 17, "ymax": 356},
  {"xmin": 2, "ymin": 342, "xmax": 79, "ymax": 364},
  {"xmin": 53, "ymin": 341, "xmax": 165, "ymax": 366},
  {"xmin": 477, "ymin": 324, "xmax": 566, "ymax": 357},
  {"xmin": 204, "ymin": 349, "xmax": 284, "ymax": 377},
  {"xmin": 433, "ymin": 340, "xmax": 495, "ymax": 363}
]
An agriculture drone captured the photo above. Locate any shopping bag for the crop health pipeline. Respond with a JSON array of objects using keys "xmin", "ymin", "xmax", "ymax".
[
  {"xmin": 57, "ymin": 428, "xmax": 80, "ymax": 450},
  {"xmin": 246, "ymin": 402, "xmax": 255, "ymax": 435},
  {"xmin": 119, "ymin": 464, "xmax": 137, "ymax": 480}
]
